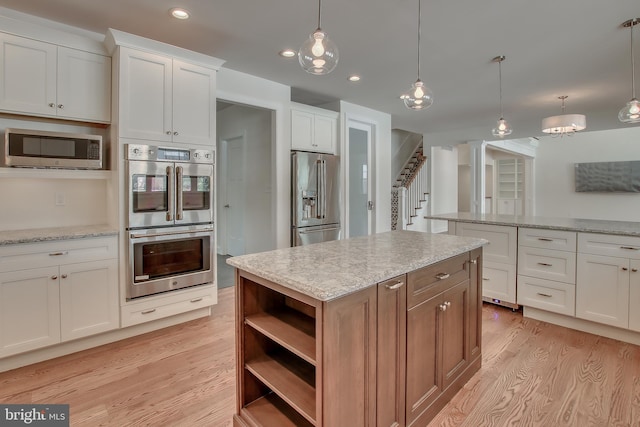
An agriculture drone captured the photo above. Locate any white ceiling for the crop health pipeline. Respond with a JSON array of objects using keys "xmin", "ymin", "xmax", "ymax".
[{"xmin": 3, "ymin": 0, "xmax": 639, "ymax": 144}]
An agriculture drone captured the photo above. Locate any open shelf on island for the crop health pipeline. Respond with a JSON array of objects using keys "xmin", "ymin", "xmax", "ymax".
[{"xmin": 242, "ymin": 393, "xmax": 315, "ymax": 427}]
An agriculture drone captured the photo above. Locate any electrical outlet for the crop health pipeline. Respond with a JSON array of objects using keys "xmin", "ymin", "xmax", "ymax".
[{"xmin": 55, "ymin": 192, "xmax": 66, "ymax": 206}]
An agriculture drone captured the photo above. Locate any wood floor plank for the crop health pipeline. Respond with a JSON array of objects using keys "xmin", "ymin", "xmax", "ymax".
[{"xmin": 1, "ymin": 289, "xmax": 639, "ymax": 426}]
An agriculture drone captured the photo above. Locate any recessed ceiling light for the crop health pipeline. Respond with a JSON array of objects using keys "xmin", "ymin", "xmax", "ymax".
[
  {"xmin": 279, "ymin": 49, "xmax": 296, "ymax": 58},
  {"xmin": 170, "ymin": 8, "xmax": 190, "ymax": 19},
  {"xmin": 348, "ymin": 75, "xmax": 361, "ymax": 82}
]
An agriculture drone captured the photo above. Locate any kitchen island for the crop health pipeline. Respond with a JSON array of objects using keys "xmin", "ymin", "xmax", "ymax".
[
  {"xmin": 426, "ymin": 212, "xmax": 640, "ymax": 346},
  {"xmin": 227, "ymin": 230, "xmax": 487, "ymax": 427}
]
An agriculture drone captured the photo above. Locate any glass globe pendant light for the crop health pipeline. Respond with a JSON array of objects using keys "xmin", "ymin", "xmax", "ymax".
[
  {"xmin": 298, "ymin": 0, "xmax": 338, "ymax": 75},
  {"xmin": 403, "ymin": 0, "xmax": 433, "ymax": 110},
  {"xmin": 619, "ymin": 18, "xmax": 640, "ymax": 124},
  {"xmin": 491, "ymin": 56, "xmax": 513, "ymax": 137}
]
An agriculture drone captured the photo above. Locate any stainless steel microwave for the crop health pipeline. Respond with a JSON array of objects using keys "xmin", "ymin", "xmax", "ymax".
[{"xmin": 3, "ymin": 128, "xmax": 103, "ymax": 169}]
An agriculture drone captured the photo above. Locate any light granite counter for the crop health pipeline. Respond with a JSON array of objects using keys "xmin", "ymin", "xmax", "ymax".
[
  {"xmin": 425, "ymin": 212, "xmax": 640, "ymax": 236},
  {"xmin": 227, "ymin": 230, "xmax": 487, "ymax": 301},
  {"xmin": 0, "ymin": 224, "xmax": 118, "ymax": 245}
]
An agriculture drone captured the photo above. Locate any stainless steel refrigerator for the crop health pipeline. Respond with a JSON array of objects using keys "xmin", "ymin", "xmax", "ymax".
[{"xmin": 291, "ymin": 151, "xmax": 341, "ymax": 246}]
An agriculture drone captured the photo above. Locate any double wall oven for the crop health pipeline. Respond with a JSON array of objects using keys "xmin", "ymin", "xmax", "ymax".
[{"xmin": 125, "ymin": 144, "xmax": 215, "ymax": 300}]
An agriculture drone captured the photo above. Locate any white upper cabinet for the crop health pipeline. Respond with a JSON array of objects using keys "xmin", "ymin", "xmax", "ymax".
[
  {"xmin": 117, "ymin": 47, "xmax": 217, "ymax": 146},
  {"xmin": 0, "ymin": 33, "xmax": 111, "ymax": 123},
  {"xmin": 291, "ymin": 103, "xmax": 338, "ymax": 154}
]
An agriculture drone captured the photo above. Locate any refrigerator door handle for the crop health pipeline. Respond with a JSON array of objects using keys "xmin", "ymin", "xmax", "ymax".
[
  {"xmin": 321, "ymin": 159, "xmax": 327, "ymax": 219},
  {"xmin": 299, "ymin": 226, "xmax": 341, "ymax": 234},
  {"xmin": 316, "ymin": 159, "xmax": 323, "ymax": 219},
  {"xmin": 176, "ymin": 165, "xmax": 184, "ymax": 220}
]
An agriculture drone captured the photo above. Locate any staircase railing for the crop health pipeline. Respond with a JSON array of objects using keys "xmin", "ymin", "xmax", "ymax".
[{"xmin": 392, "ymin": 140, "xmax": 429, "ymax": 230}]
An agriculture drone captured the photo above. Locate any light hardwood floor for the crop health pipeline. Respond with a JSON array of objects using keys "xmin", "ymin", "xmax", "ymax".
[{"xmin": 1, "ymin": 287, "xmax": 639, "ymax": 426}]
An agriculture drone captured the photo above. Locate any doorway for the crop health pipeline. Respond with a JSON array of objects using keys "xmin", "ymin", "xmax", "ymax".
[
  {"xmin": 346, "ymin": 120, "xmax": 374, "ymax": 238},
  {"xmin": 216, "ymin": 101, "xmax": 274, "ymax": 288}
]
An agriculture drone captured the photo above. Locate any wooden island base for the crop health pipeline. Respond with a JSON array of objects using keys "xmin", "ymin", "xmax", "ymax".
[{"xmin": 231, "ymin": 244, "xmax": 483, "ymax": 427}]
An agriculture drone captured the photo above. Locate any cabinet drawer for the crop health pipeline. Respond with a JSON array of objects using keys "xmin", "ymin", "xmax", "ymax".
[
  {"xmin": 517, "ymin": 275, "xmax": 575, "ymax": 316},
  {"xmin": 0, "ymin": 237, "xmax": 117, "ymax": 272},
  {"xmin": 481, "ymin": 262, "xmax": 516, "ymax": 304},
  {"xmin": 456, "ymin": 223, "xmax": 516, "ymax": 264},
  {"xmin": 578, "ymin": 233, "xmax": 640, "ymax": 259},
  {"xmin": 518, "ymin": 247, "xmax": 576, "ymax": 284},
  {"xmin": 407, "ymin": 253, "xmax": 469, "ymax": 309},
  {"xmin": 121, "ymin": 285, "xmax": 216, "ymax": 327},
  {"xmin": 518, "ymin": 228, "xmax": 576, "ymax": 251}
]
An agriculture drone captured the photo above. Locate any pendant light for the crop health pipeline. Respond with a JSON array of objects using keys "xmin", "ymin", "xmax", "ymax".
[
  {"xmin": 491, "ymin": 56, "xmax": 513, "ymax": 137},
  {"xmin": 542, "ymin": 95, "xmax": 586, "ymax": 137},
  {"xmin": 619, "ymin": 18, "xmax": 640, "ymax": 124},
  {"xmin": 403, "ymin": 0, "xmax": 433, "ymax": 110},
  {"xmin": 298, "ymin": 0, "xmax": 338, "ymax": 75}
]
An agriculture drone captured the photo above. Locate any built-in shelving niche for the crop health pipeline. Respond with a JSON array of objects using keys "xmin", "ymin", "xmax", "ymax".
[{"xmin": 241, "ymin": 278, "xmax": 317, "ymax": 427}]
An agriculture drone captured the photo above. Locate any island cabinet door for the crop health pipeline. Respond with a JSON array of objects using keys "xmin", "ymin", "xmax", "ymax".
[
  {"xmin": 322, "ymin": 285, "xmax": 377, "ymax": 427},
  {"xmin": 377, "ymin": 275, "xmax": 407, "ymax": 427},
  {"xmin": 441, "ymin": 279, "xmax": 471, "ymax": 390},
  {"xmin": 468, "ymin": 247, "xmax": 483, "ymax": 360},
  {"xmin": 406, "ymin": 290, "xmax": 442, "ymax": 425}
]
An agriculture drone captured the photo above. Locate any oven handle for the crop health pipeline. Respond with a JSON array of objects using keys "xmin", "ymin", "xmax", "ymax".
[
  {"xmin": 176, "ymin": 165, "xmax": 184, "ymax": 221},
  {"xmin": 130, "ymin": 226, "xmax": 214, "ymax": 239},
  {"xmin": 167, "ymin": 165, "xmax": 175, "ymax": 222}
]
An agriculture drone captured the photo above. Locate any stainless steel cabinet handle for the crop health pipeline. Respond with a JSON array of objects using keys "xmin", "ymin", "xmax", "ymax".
[
  {"xmin": 537, "ymin": 292, "xmax": 552, "ymax": 298},
  {"xmin": 49, "ymin": 102, "xmax": 55, "ymax": 108},
  {"xmin": 385, "ymin": 281, "xmax": 404, "ymax": 290},
  {"xmin": 445, "ymin": 301, "xmax": 451, "ymax": 307},
  {"xmin": 174, "ymin": 131, "xmax": 179, "ymax": 136},
  {"xmin": 435, "ymin": 273, "xmax": 450, "ymax": 280},
  {"xmin": 49, "ymin": 251, "xmax": 68, "ymax": 256},
  {"xmin": 51, "ymin": 275, "xmax": 58, "ymax": 280},
  {"xmin": 621, "ymin": 246, "xmax": 640, "ymax": 250},
  {"xmin": 439, "ymin": 304, "xmax": 447, "ymax": 312},
  {"xmin": 61, "ymin": 274, "xmax": 67, "ymax": 279},
  {"xmin": 166, "ymin": 131, "xmax": 172, "ymax": 135},
  {"xmin": 482, "ymin": 277, "xmax": 490, "ymax": 281},
  {"xmin": 469, "ymin": 259, "xmax": 477, "ymax": 265},
  {"xmin": 141, "ymin": 309, "xmax": 157, "ymax": 315},
  {"xmin": 538, "ymin": 238, "xmax": 554, "ymax": 242},
  {"xmin": 224, "ymin": 204, "xmax": 230, "ymax": 208},
  {"xmin": 190, "ymin": 298, "xmax": 203, "ymax": 303},
  {"xmin": 633, "ymin": 268, "xmax": 638, "ymax": 273},
  {"xmin": 57, "ymin": 104, "xmax": 64, "ymax": 109},
  {"xmin": 537, "ymin": 262, "xmax": 553, "ymax": 267},
  {"xmin": 622, "ymin": 267, "xmax": 629, "ymax": 271}
]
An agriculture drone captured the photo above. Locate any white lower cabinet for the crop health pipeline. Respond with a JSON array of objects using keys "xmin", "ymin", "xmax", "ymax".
[
  {"xmin": 0, "ymin": 237, "xmax": 119, "ymax": 358},
  {"xmin": 517, "ymin": 275, "xmax": 575, "ymax": 316},
  {"xmin": 0, "ymin": 267, "xmax": 61, "ymax": 356},
  {"xmin": 482, "ymin": 262, "xmax": 516, "ymax": 304},
  {"xmin": 576, "ymin": 253, "xmax": 632, "ymax": 329}
]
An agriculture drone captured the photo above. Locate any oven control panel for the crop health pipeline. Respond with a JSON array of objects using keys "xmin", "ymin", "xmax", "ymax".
[{"xmin": 125, "ymin": 144, "xmax": 214, "ymax": 164}]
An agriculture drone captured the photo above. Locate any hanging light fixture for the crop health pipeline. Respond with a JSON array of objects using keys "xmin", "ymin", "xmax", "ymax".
[
  {"xmin": 541, "ymin": 96, "xmax": 586, "ymax": 137},
  {"xmin": 403, "ymin": 0, "xmax": 433, "ymax": 110},
  {"xmin": 619, "ymin": 18, "xmax": 640, "ymax": 124},
  {"xmin": 298, "ymin": 0, "xmax": 338, "ymax": 75},
  {"xmin": 491, "ymin": 56, "xmax": 513, "ymax": 137}
]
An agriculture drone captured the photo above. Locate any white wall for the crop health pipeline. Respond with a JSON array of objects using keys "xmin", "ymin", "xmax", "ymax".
[
  {"xmin": 217, "ymin": 104, "xmax": 273, "ymax": 255},
  {"xmin": 339, "ymin": 101, "xmax": 392, "ymax": 233},
  {"xmin": 217, "ymin": 68, "xmax": 291, "ymax": 248},
  {"xmin": 429, "ymin": 145, "xmax": 459, "ymax": 233},
  {"xmin": 535, "ymin": 126, "xmax": 640, "ymax": 221}
]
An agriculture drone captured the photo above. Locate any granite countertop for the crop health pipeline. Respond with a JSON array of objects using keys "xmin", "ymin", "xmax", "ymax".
[
  {"xmin": 227, "ymin": 230, "xmax": 487, "ymax": 301},
  {"xmin": 0, "ymin": 224, "xmax": 119, "ymax": 245},
  {"xmin": 425, "ymin": 212, "xmax": 640, "ymax": 236}
]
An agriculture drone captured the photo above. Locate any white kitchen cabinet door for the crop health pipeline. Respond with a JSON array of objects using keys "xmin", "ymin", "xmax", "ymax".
[
  {"xmin": 0, "ymin": 33, "xmax": 57, "ymax": 116},
  {"xmin": 57, "ymin": 46, "xmax": 111, "ymax": 123},
  {"xmin": 313, "ymin": 113, "xmax": 337, "ymax": 153},
  {"xmin": 576, "ymin": 253, "xmax": 629, "ymax": 329},
  {"xmin": 629, "ymin": 260, "xmax": 640, "ymax": 332},
  {"xmin": 60, "ymin": 259, "xmax": 119, "ymax": 342},
  {"xmin": 455, "ymin": 223, "xmax": 517, "ymax": 265},
  {"xmin": 119, "ymin": 47, "xmax": 173, "ymax": 142},
  {"xmin": 172, "ymin": 60, "xmax": 216, "ymax": 146},
  {"xmin": 0, "ymin": 267, "xmax": 61, "ymax": 358},
  {"xmin": 291, "ymin": 109, "xmax": 315, "ymax": 150},
  {"xmin": 482, "ymin": 261, "xmax": 517, "ymax": 304}
]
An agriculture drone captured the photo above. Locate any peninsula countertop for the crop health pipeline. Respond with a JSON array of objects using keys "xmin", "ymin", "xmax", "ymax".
[
  {"xmin": 0, "ymin": 224, "xmax": 119, "ymax": 246},
  {"xmin": 425, "ymin": 213, "xmax": 640, "ymax": 237},
  {"xmin": 227, "ymin": 230, "xmax": 487, "ymax": 301}
]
